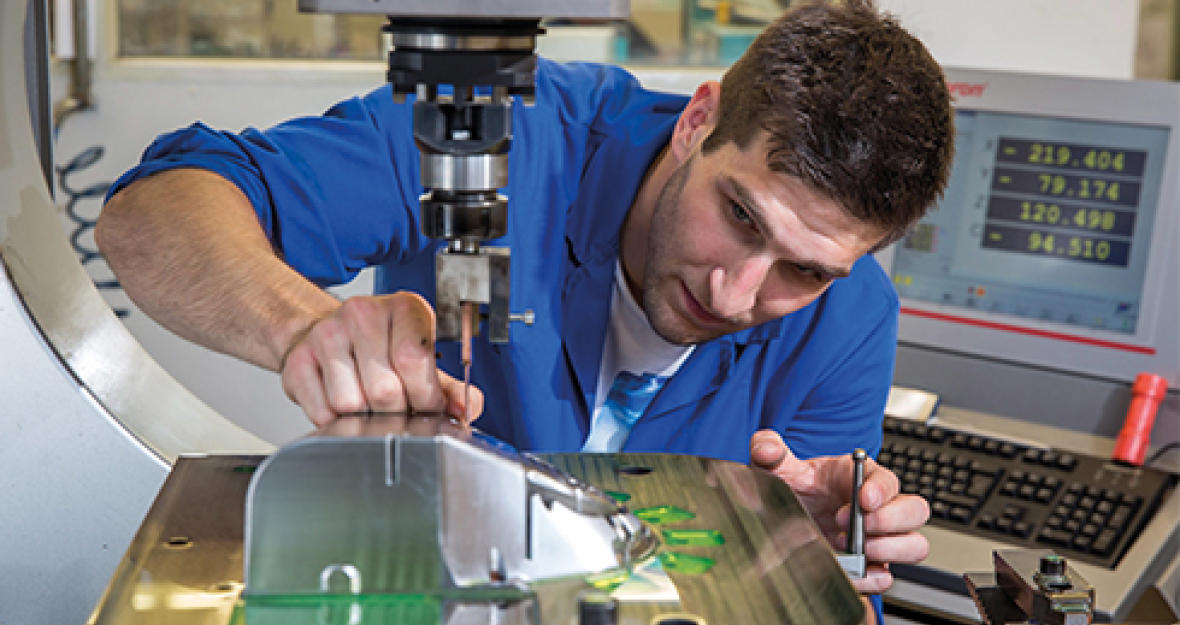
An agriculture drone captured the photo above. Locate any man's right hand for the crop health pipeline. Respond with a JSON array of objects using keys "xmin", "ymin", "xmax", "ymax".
[{"xmin": 280, "ymin": 291, "xmax": 483, "ymax": 427}]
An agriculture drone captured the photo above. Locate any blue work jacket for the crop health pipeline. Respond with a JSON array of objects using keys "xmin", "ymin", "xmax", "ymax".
[{"xmin": 112, "ymin": 59, "xmax": 898, "ymax": 465}]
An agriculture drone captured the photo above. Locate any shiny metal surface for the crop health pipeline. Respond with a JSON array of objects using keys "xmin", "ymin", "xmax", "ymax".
[
  {"xmin": 298, "ymin": 0, "xmax": 629, "ymax": 19},
  {"xmin": 244, "ymin": 418, "xmax": 653, "ymax": 596},
  {"xmin": 421, "ymin": 153, "xmax": 507, "ymax": 190},
  {"xmin": 92, "ymin": 438, "xmax": 865, "ymax": 625},
  {"xmin": 2, "ymin": 2, "xmax": 270, "ymax": 623},
  {"xmin": 392, "ymin": 32, "xmax": 537, "ymax": 52},
  {"xmin": 436, "ymin": 248, "xmax": 511, "ymax": 342}
]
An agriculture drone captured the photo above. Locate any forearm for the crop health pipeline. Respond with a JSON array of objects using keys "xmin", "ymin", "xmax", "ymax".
[{"xmin": 97, "ymin": 168, "xmax": 340, "ymax": 371}]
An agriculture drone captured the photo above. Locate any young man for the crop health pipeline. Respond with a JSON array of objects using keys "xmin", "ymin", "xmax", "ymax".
[{"xmin": 98, "ymin": 2, "xmax": 953, "ymax": 620}]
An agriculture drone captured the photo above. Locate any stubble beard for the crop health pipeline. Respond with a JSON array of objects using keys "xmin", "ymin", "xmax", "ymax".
[{"xmin": 639, "ymin": 158, "xmax": 711, "ymax": 347}]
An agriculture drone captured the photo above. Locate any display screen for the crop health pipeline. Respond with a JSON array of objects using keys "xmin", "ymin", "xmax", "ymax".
[{"xmin": 891, "ymin": 110, "xmax": 1170, "ymax": 335}]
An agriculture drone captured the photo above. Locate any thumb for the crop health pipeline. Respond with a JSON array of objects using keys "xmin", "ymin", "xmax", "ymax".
[
  {"xmin": 750, "ymin": 429, "xmax": 807, "ymax": 482},
  {"xmin": 439, "ymin": 369, "xmax": 485, "ymax": 424}
]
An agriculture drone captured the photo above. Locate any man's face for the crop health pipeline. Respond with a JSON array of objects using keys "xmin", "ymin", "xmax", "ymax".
[{"xmin": 635, "ymin": 134, "xmax": 885, "ymax": 345}]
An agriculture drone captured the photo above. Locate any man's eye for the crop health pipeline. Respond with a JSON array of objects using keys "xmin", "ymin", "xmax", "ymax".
[
  {"xmin": 793, "ymin": 264, "xmax": 826, "ymax": 283},
  {"xmin": 730, "ymin": 201, "xmax": 755, "ymax": 227}
]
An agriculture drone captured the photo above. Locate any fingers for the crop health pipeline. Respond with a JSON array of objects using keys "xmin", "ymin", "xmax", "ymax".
[
  {"xmin": 384, "ymin": 293, "xmax": 447, "ymax": 413},
  {"xmin": 750, "ymin": 429, "xmax": 789, "ymax": 468},
  {"xmin": 750, "ymin": 429, "xmax": 818, "ymax": 491},
  {"xmin": 280, "ymin": 292, "xmax": 467, "ymax": 425},
  {"xmin": 439, "ymin": 369, "xmax": 485, "ymax": 423},
  {"xmin": 850, "ymin": 564, "xmax": 895, "ymax": 595}
]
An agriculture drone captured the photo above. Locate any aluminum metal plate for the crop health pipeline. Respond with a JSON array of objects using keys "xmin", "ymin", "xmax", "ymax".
[{"xmin": 90, "ymin": 447, "xmax": 863, "ymax": 625}]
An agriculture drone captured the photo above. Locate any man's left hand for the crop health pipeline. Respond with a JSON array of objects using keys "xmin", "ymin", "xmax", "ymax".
[{"xmin": 749, "ymin": 429, "xmax": 930, "ymax": 595}]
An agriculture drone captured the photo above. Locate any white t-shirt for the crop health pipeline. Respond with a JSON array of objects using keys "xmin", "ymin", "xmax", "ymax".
[{"xmin": 581, "ymin": 262, "xmax": 694, "ymax": 452}]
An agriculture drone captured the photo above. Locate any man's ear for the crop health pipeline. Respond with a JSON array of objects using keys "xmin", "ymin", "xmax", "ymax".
[{"xmin": 669, "ymin": 81, "xmax": 721, "ymax": 163}]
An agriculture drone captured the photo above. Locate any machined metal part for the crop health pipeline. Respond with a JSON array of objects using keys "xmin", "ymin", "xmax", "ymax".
[
  {"xmin": 392, "ymin": 31, "xmax": 538, "ymax": 52},
  {"xmin": 421, "ymin": 153, "xmax": 508, "ymax": 190},
  {"xmin": 837, "ymin": 449, "xmax": 868, "ymax": 580},
  {"xmin": 4, "ymin": 3, "xmax": 271, "ymax": 623},
  {"xmin": 91, "ymin": 430, "xmax": 866, "ymax": 625},
  {"xmin": 298, "ymin": 0, "xmax": 629, "ymax": 19},
  {"xmin": 965, "ymin": 550, "xmax": 1095, "ymax": 625},
  {"xmin": 243, "ymin": 421, "xmax": 653, "ymax": 599},
  {"xmin": 436, "ymin": 247, "xmax": 511, "ymax": 342}
]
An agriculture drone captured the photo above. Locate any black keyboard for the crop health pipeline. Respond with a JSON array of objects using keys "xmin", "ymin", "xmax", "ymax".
[{"xmin": 880, "ymin": 416, "xmax": 1177, "ymax": 569}]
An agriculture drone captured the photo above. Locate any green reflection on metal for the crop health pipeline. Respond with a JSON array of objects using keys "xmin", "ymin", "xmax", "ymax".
[
  {"xmin": 229, "ymin": 594, "xmax": 443, "ymax": 625},
  {"xmin": 634, "ymin": 505, "xmax": 695, "ymax": 525},
  {"xmin": 658, "ymin": 552, "xmax": 716, "ymax": 576},
  {"xmin": 661, "ymin": 528, "xmax": 725, "ymax": 547},
  {"xmin": 605, "ymin": 490, "xmax": 632, "ymax": 503},
  {"xmin": 585, "ymin": 567, "xmax": 633, "ymax": 594}
]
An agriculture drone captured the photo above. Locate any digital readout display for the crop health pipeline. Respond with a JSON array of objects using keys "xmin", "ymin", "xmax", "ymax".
[{"xmin": 981, "ymin": 138, "xmax": 1148, "ymax": 267}]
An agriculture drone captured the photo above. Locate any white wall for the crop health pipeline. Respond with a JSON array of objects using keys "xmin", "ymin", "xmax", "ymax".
[
  {"xmin": 879, "ymin": 0, "xmax": 1141, "ymax": 79},
  {"xmin": 55, "ymin": 1, "xmax": 1148, "ymax": 445}
]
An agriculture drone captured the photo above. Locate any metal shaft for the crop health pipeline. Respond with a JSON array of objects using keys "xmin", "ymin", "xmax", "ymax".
[{"xmin": 848, "ymin": 449, "xmax": 866, "ymax": 556}]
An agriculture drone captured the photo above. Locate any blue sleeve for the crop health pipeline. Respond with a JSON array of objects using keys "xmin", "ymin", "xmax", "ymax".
[
  {"xmin": 107, "ymin": 86, "xmax": 428, "ymax": 287},
  {"xmin": 773, "ymin": 259, "xmax": 897, "ymax": 462}
]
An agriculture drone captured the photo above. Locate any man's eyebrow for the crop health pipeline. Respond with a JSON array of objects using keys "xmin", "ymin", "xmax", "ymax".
[{"xmin": 725, "ymin": 175, "xmax": 852, "ymax": 280}]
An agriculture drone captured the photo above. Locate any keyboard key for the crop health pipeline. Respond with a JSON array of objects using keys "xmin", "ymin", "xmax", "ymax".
[
  {"xmin": 931, "ymin": 501, "xmax": 950, "ymax": 519},
  {"xmin": 977, "ymin": 513, "xmax": 996, "ymax": 530},
  {"xmin": 1061, "ymin": 493, "xmax": 1079, "ymax": 507},
  {"xmin": 1024, "ymin": 448, "xmax": 1043, "ymax": 464},
  {"xmin": 950, "ymin": 507, "xmax": 972, "ymax": 523},
  {"xmin": 1079, "ymin": 496, "xmax": 1097, "ymax": 510},
  {"xmin": 1002, "ymin": 504, "xmax": 1025, "ymax": 519},
  {"xmin": 1035, "ymin": 488, "xmax": 1055, "ymax": 503},
  {"xmin": 1081, "ymin": 523, "xmax": 1100, "ymax": 537},
  {"xmin": 1018, "ymin": 484, "xmax": 1037, "ymax": 499},
  {"xmin": 937, "ymin": 492, "xmax": 980, "ymax": 511},
  {"xmin": 967, "ymin": 436, "xmax": 985, "ymax": 451},
  {"xmin": 1040, "ymin": 451, "xmax": 1059, "ymax": 467},
  {"xmin": 1056, "ymin": 453, "xmax": 1077, "ymax": 471},
  {"xmin": 1073, "ymin": 535, "xmax": 1093, "ymax": 552},
  {"xmin": 1096, "ymin": 500, "xmax": 1114, "ymax": 515},
  {"xmin": 951, "ymin": 433, "xmax": 969, "ymax": 448},
  {"xmin": 913, "ymin": 425, "xmax": 929, "ymax": 439},
  {"xmin": 1038, "ymin": 527, "xmax": 1073, "ymax": 546},
  {"xmin": 1012, "ymin": 521, "xmax": 1031, "ymax": 538},
  {"xmin": 1046, "ymin": 515, "xmax": 1064, "ymax": 529},
  {"xmin": 999, "ymin": 443, "xmax": 1018, "ymax": 458},
  {"xmin": 1064, "ymin": 519, "xmax": 1081, "ymax": 533},
  {"xmin": 1109, "ymin": 505, "xmax": 1133, "ymax": 530},
  {"xmin": 983, "ymin": 439, "xmax": 1000, "ymax": 455},
  {"xmin": 1001, "ymin": 481, "xmax": 1018, "ymax": 496},
  {"xmin": 928, "ymin": 428, "xmax": 947, "ymax": 443},
  {"xmin": 995, "ymin": 517, "xmax": 1013, "ymax": 533},
  {"xmin": 1092, "ymin": 529, "xmax": 1119, "ymax": 556}
]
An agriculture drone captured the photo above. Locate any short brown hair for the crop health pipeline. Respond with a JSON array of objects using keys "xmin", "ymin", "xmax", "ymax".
[{"xmin": 703, "ymin": 0, "xmax": 954, "ymax": 249}]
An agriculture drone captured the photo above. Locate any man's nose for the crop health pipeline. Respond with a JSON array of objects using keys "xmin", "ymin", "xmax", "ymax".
[{"xmin": 710, "ymin": 255, "xmax": 774, "ymax": 318}]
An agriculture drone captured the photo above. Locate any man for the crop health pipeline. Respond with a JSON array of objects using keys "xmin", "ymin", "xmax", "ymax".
[{"xmin": 98, "ymin": 1, "xmax": 953, "ymax": 621}]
